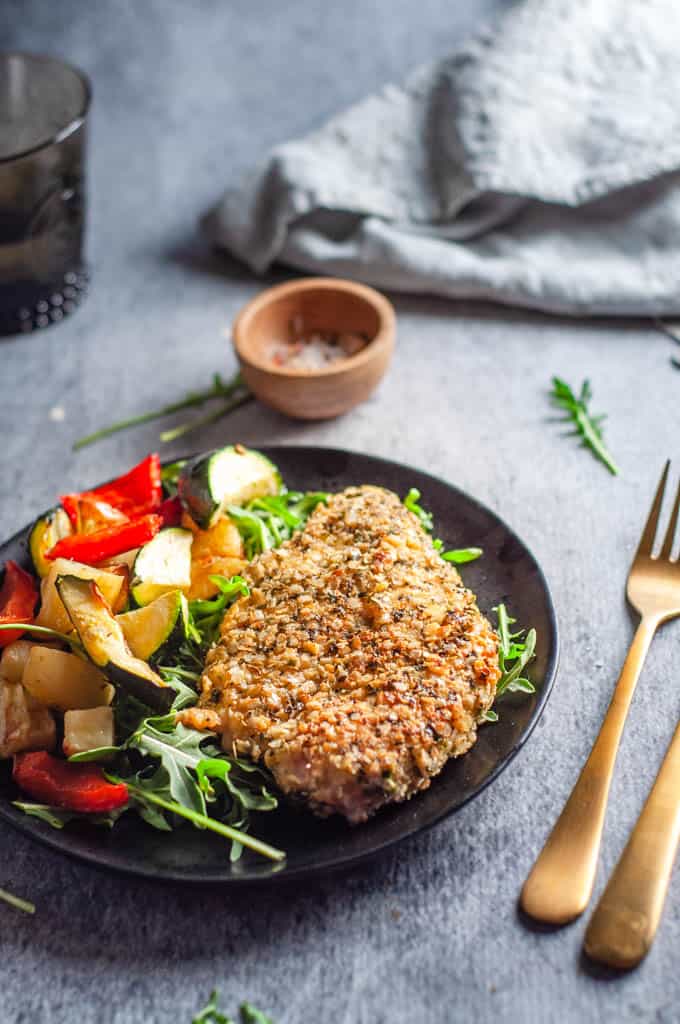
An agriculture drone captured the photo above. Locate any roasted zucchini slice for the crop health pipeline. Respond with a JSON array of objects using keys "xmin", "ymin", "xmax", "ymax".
[
  {"xmin": 117, "ymin": 590, "xmax": 189, "ymax": 662},
  {"xmin": 29, "ymin": 509, "xmax": 73, "ymax": 578},
  {"xmin": 131, "ymin": 527, "xmax": 193, "ymax": 606},
  {"xmin": 178, "ymin": 445, "xmax": 280, "ymax": 528},
  {"xmin": 56, "ymin": 575, "xmax": 176, "ymax": 712}
]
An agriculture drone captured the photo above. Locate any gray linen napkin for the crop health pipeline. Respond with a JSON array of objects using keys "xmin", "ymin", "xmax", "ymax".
[{"xmin": 205, "ymin": 0, "xmax": 680, "ymax": 316}]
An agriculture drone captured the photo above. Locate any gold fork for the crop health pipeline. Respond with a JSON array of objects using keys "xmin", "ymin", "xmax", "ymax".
[{"xmin": 521, "ymin": 462, "xmax": 680, "ymax": 925}]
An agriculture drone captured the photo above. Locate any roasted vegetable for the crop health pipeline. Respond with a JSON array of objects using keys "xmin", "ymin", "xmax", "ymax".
[
  {"xmin": 60, "ymin": 494, "xmax": 128, "ymax": 534},
  {"xmin": 117, "ymin": 590, "xmax": 189, "ymax": 662},
  {"xmin": 29, "ymin": 509, "xmax": 73, "ymax": 578},
  {"xmin": 0, "ymin": 561, "xmax": 39, "ymax": 648},
  {"xmin": 56, "ymin": 575, "xmax": 175, "ymax": 712},
  {"xmin": 0, "ymin": 681, "xmax": 55, "ymax": 758},
  {"xmin": 63, "ymin": 707, "xmax": 115, "ymax": 758},
  {"xmin": 23, "ymin": 646, "xmax": 113, "ymax": 711},
  {"xmin": 178, "ymin": 445, "xmax": 280, "ymax": 529},
  {"xmin": 61, "ymin": 452, "xmax": 162, "ymax": 520},
  {"xmin": 36, "ymin": 559, "xmax": 128, "ymax": 634},
  {"xmin": 131, "ymin": 527, "xmax": 193, "ymax": 606},
  {"xmin": 181, "ymin": 512, "xmax": 245, "ymax": 599},
  {"xmin": 13, "ymin": 751, "xmax": 129, "ymax": 812},
  {"xmin": 0, "ymin": 641, "xmax": 34, "ymax": 685},
  {"xmin": 46, "ymin": 513, "xmax": 162, "ymax": 566}
]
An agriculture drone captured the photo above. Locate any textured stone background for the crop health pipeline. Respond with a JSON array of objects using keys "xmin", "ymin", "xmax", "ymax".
[{"xmin": 1, "ymin": 2, "xmax": 679, "ymax": 1021}]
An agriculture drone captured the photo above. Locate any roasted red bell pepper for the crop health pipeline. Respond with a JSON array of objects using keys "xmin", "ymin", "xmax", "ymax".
[
  {"xmin": 60, "ymin": 453, "xmax": 162, "ymax": 524},
  {"xmin": 61, "ymin": 494, "xmax": 129, "ymax": 534},
  {"xmin": 13, "ymin": 751, "xmax": 129, "ymax": 813},
  {"xmin": 0, "ymin": 561, "xmax": 39, "ymax": 648},
  {"xmin": 158, "ymin": 495, "xmax": 182, "ymax": 527},
  {"xmin": 46, "ymin": 513, "xmax": 162, "ymax": 565}
]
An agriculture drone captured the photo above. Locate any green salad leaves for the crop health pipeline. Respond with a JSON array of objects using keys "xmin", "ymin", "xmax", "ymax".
[{"xmin": 227, "ymin": 491, "xmax": 329, "ymax": 559}]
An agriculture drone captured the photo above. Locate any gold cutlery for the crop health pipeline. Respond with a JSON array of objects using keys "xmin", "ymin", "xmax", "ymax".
[
  {"xmin": 584, "ymin": 712, "xmax": 680, "ymax": 968},
  {"xmin": 521, "ymin": 462, "xmax": 680, "ymax": 925}
]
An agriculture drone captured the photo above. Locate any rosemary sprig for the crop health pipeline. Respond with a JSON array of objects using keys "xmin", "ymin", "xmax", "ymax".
[
  {"xmin": 73, "ymin": 372, "xmax": 251, "ymax": 451},
  {"xmin": 549, "ymin": 377, "xmax": 619, "ymax": 476}
]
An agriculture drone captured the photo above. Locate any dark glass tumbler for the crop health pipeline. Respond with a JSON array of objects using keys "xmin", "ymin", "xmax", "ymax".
[{"xmin": 0, "ymin": 53, "xmax": 90, "ymax": 335}]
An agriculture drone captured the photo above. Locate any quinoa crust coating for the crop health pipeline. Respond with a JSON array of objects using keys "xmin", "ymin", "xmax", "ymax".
[{"xmin": 185, "ymin": 485, "xmax": 500, "ymax": 823}]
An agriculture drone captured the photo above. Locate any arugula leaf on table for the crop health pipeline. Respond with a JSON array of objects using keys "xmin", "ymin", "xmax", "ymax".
[
  {"xmin": 549, "ymin": 376, "xmax": 619, "ymax": 476},
  {"xmin": 192, "ymin": 989, "xmax": 233, "ymax": 1024},
  {"xmin": 191, "ymin": 991, "xmax": 275, "ymax": 1024},
  {"xmin": 239, "ymin": 1004, "xmax": 275, "ymax": 1024},
  {"xmin": 404, "ymin": 489, "xmax": 483, "ymax": 565}
]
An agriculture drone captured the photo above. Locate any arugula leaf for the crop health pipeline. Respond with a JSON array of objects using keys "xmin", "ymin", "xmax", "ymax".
[
  {"xmin": 549, "ymin": 377, "xmax": 619, "ymax": 476},
  {"xmin": 228, "ymin": 491, "xmax": 329, "ymax": 560},
  {"xmin": 403, "ymin": 488, "xmax": 433, "ymax": 531},
  {"xmin": 112, "ymin": 770, "xmax": 284, "ymax": 861},
  {"xmin": 12, "ymin": 801, "xmax": 124, "ymax": 829},
  {"xmin": 240, "ymin": 1004, "xmax": 275, "ymax": 1024},
  {"xmin": 133, "ymin": 721, "xmax": 209, "ymax": 815},
  {"xmin": 441, "ymin": 547, "xmax": 483, "ymax": 564},
  {"xmin": 67, "ymin": 696, "xmax": 282, "ymax": 860},
  {"xmin": 191, "ymin": 992, "xmax": 275, "ymax": 1024},
  {"xmin": 188, "ymin": 575, "xmax": 250, "ymax": 649},
  {"xmin": 404, "ymin": 489, "xmax": 483, "ymax": 565},
  {"xmin": 0, "ymin": 886, "xmax": 35, "ymax": 915},
  {"xmin": 192, "ymin": 989, "xmax": 233, "ymax": 1024},
  {"xmin": 493, "ymin": 603, "xmax": 537, "ymax": 699}
]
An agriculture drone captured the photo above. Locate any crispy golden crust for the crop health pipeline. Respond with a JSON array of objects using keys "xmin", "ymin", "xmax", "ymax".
[{"xmin": 186, "ymin": 486, "xmax": 500, "ymax": 823}]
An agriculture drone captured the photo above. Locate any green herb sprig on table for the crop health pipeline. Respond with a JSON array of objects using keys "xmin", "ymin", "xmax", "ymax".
[
  {"xmin": 549, "ymin": 377, "xmax": 619, "ymax": 476},
  {"xmin": 192, "ymin": 991, "xmax": 274, "ymax": 1024},
  {"xmin": 73, "ymin": 372, "xmax": 252, "ymax": 451}
]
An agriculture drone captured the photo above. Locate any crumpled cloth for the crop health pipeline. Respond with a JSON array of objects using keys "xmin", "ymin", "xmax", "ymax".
[{"xmin": 205, "ymin": 0, "xmax": 680, "ymax": 316}]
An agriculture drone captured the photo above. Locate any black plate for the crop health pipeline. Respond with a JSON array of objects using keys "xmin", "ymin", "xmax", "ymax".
[{"xmin": 0, "ymin": 446, "xmax": 558, "ymax": 883}]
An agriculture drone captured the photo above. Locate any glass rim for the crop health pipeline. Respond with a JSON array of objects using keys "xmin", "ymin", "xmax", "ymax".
[{"xmin": 0, "ymin": 51, "xmax": 92, "ymax": 165}]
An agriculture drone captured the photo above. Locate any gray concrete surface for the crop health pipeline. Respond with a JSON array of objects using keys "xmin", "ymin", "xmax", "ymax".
[{"xmin": 1, "ymin": 2, "xmax": 679, "ymax": 1022}]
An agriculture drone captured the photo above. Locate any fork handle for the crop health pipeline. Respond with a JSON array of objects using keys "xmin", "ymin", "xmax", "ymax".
[
  {"xmin": 520, "ymin": 616, "xmax": 657, "ymax": 925},
  {"xmin": 584, "ymin": 718, "xmax": 680, "ymax": 968}
]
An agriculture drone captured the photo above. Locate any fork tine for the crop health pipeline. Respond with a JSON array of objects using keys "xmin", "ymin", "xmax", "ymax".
[
  {"xmin": 635, "ymin": 461, "xmax": 670, "ymax": 559},
  {"xmin": 660, "ymin": 478, "xmax": 680, "ymax": 560}
]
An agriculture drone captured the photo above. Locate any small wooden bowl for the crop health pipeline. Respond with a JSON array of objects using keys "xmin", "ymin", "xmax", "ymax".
[{"xmin": 232, "ymin": 278, "xmax": 396, "ymax": 420}]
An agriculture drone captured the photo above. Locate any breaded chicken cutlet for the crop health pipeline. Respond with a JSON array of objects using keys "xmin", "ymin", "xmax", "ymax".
[{"xmin": 182, "ymin": 485, "xmax": 500, "ymax": 823}]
